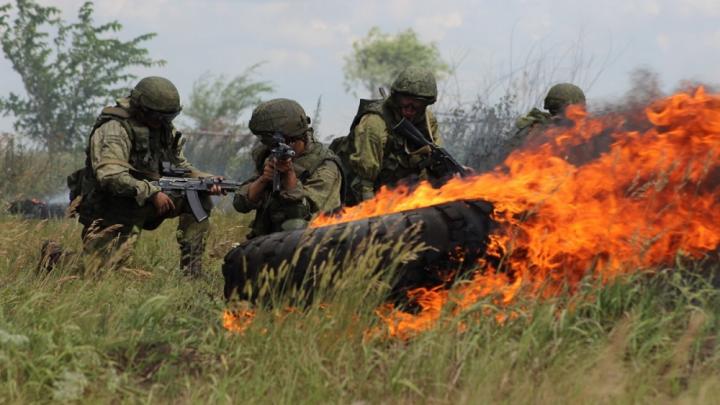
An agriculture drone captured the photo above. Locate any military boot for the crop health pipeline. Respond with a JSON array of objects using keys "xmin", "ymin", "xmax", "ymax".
[{"xmin": 38, "ymin": 240, "xmax": 72, "ymax": 272}]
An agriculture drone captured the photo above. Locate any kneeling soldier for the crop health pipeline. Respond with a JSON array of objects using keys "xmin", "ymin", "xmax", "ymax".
[
  {"xmin": 233, "ymin": 98, "xmax": 343, "ymax": 238},
  {"xmin": 69, "ymin": 76, "xmax": 223, "ymax": 276}
]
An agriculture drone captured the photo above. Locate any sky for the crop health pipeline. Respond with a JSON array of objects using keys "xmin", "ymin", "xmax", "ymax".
[{"xmin": 0, "ymin": 0, "xmax": 718, "ymax": 139}]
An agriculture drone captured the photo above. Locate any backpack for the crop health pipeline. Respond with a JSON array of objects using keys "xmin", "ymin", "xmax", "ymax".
[
  {"xmin": 67, "ymin": 106, "xmax": 135, "ymax": 211},
  {"xmin": 329, "ymin": 99, "xmax": 385, "ymax": 206}
]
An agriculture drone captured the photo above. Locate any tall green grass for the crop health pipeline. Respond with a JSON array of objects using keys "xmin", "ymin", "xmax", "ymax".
[{"xmin": 1, "ymin": 211, "xmax": 719, "ymax": 403}]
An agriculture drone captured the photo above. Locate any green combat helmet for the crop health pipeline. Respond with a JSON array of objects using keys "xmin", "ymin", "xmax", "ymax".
[
  {"xmin": 390, "ymin": 66, "xmax": 438, "ymax": 104},
  {"xmin": 129, "ymin": 76, "xmax": 182, "ymax": 113},
  {"xmin": 543, "ymin": 83, "xmax": 586, "ymax": 116},
  {"xmin": 249, "ymin": 98, "xmax": 310, "ymax": 138}
]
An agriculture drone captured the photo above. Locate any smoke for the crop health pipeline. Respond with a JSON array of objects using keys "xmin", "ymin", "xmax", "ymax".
[{"xmin": 440, "ymin": 67, "xmax": 720, "ymax": 174}]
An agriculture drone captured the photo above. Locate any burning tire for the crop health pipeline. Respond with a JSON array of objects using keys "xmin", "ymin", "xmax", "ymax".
[{"xmin": 222, "ymin": 199, "xmax": 496, "ymax": 304}]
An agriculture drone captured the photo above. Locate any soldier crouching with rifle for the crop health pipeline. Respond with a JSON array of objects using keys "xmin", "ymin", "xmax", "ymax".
[
  {"xmin": 232, "ymin": 98, "xmax": 343, "ymax": 239},
  {"xmin": 68, "ymin": 76, "xmax": 231, "ymax": 277},
  {"xmin": 330, "ymin": 66, "xmax": 466, "ymax": 206}
]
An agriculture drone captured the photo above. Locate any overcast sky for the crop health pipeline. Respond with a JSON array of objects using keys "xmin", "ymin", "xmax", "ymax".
[{"xmin": 0, "ymin": 0, "xmax": 718, "ymax": 138}]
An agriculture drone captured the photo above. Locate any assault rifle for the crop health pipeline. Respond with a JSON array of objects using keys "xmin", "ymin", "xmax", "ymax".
[
  {"xmin": 392, "ymin": 117, "xmax": 469, "ymax": 178},
  {"xmin": 153, "ymin": 169, "xmax": 242, "ymax": 222},
  {"xmin": 268, "ymin": 133, "xmax": 296, "ymax": 193}
]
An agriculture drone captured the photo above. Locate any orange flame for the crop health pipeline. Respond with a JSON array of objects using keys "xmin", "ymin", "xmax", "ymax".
[
  {"xmin": 223, "ymin": 309, "xmax": 256, "ymax": 334},
  {"xmin": 313, "ymin": 87, "xmax": 720, "ymax": 339}
]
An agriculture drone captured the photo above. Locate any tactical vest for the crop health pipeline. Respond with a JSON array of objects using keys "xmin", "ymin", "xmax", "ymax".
[
  {"xmin": 68, "ymin": 101, "xmax": 183, "ymax": 225},
  {"xmin": 248, "ymin": 141, "xmax": 344, "ymax": 238},
  {"xmin": 331, "ymin": 99, "xmax": 438, "ymax": 200}
]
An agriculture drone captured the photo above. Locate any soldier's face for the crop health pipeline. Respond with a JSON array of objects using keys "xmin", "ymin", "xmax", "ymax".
[
  {"xmin": 287, "ymin": 136, "xmax": 306, "ymax": 156},
  {"xmin": 144, "ymin": 117, "xmax": 163, "ymax": 129},
  {"xmin": 397, "ymin": 96, "xmax": 427, "ymax": 121},
  {"xmin": 142, "ymin": 109, "xmax": 180, "ymax": 129}
]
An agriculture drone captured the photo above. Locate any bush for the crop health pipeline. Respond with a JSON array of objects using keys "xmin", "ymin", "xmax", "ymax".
[
  {"xmin": 180, "ymin": 131, "xmax": 257, "ymax": 181},
  {"xmin": 0, "ymin": 135, "xmax": 82, "ymax": 204},
  {"xmin": 440, "ymin": 92, "xmax": 520, "ymax": 172}
]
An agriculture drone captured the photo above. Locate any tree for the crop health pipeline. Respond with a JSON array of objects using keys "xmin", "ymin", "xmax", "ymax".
[
  {"xmin": 343, "ymin": 27, "xmax": 449, "ymax": 98},
  {"xmin": 181, "ymin": 64, "xmax": 273, "ymax": 181},
  {"xmin": 0, "ymin": 0, "xmax": 163, "ymax": 151},
  {"xmin": 183, "ymin": 64, "xmax": 273, "ymax": 133}
]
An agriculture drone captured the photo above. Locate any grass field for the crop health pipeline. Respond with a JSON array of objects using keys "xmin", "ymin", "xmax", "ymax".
[{"xmin": 1, "ymin": 210, "xmax": 720, "ymax": 404}]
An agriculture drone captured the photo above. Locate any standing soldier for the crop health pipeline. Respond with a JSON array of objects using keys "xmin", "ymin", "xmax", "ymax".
[
  {"xmin": 233, "ymin": 98, "xmax": 343, "ymax": 238},
  {"xmin": 69, "ymin": 76, "xmax": 223, "ymax": 276},
  {"xmin": 333, "ymin": 66, "xmax": 443, "ymax": 204}
]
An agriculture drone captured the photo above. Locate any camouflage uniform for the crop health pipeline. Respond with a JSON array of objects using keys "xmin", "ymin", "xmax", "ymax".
[
  {"xmin": 514, "ymin": 83, "xmax": 586, "ymax": 143},
  {"xmin": 70, "ymin": 77, "xmax": 213, "ymax": 275},
  {"xmin": 514, "ymin": 108, "xmax": 552, "ymax": 133},
  {"xmin": 233, "ymin": 98, "xmax": 342, "ymax": 238},
  {"xmin": 510, "ymin": 83, "xmax": 604, "ymax": 164},
  {"xmin": 346, "ymin": 66, "xmax": 442, "ymax": 202}
]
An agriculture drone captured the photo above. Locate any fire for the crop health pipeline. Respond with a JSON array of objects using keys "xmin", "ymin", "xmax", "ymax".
[
  {"xmin": 222, "ymin": 309, "xmax": 255, "ymax": 334},
  {"xmin": 312, "ymin": 87, "xmax": 720, "ymax": 339}
]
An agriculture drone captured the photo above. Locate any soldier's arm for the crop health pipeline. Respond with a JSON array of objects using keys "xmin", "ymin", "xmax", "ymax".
[
  {"xmin": 90, "ymin": 121, "xmax": 161, "ymax": 206},
  {"xmin": 232, "ymin": 177, "xmax": 266, "ymax": 213},
  {"xmin": 279, "ymin": 160, "xmax": 342, "ymax": 213},
  {"xmin": 515, "ymin": 108, "xmax": 551, "ymax": 130},
  {"xmin": 348, "ymin": 114, "xmax": 388, "ymax": 199}
]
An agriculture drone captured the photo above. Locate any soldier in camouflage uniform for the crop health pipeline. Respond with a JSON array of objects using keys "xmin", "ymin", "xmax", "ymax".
[
  {"xmin": 508, "ymin": 82, "xmax": 602, "ymax": 165},
  {"xmin": 337, "ymin": 66, "xmax": 443, "ymax": 203},
  {"xmin": 233, "ymin": 98, "xmax": 343, "ymax": 238},
  {"xmin": 513, "ymin": 83, "xmax": 586, "ymax": 143},
  {"xmin": 69, "ymin": 76, "xmax": 223, "ymax": 276}
]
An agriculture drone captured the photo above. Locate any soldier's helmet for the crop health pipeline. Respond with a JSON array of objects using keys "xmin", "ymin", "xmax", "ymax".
[
  {"xmin": 543, "ymin": 83, "xmax": 586, "ymax": 116},
  {"xmin": 130, "ymin": 76, "xmax": 182, "ymax": 114},
  {"xmin": 249, "ymin": 98, "xmax": 310, "ymax": 138},
  {"xmin": 390, "ymin": 66, "xmax": 438, "ymax": 104}
]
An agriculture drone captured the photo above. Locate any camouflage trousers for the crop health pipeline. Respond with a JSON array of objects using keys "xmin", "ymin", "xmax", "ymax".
[{"xmin": 80, "ymin": 194, "xmax": 212, "ymax": 277}]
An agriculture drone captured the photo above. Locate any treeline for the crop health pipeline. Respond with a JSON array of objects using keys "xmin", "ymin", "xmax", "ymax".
[{"xmin": 1, "ymin": 0, "xmax": 711, "ymax": 203}]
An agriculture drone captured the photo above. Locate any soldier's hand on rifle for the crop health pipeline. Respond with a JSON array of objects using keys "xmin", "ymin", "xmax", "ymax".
[
  {"xmin": 248, "ymin": 160, "xmax": 275, "ymax": 203},
  {"xmin": 259, "ymin": 159, "xmax": 275, "ymax": 183},
  {"xmin": 208, "ymin": 176, "xmax": 226, "ymax": 195},
  {"xmin": 274, "ymin": 157, "xmax": 293, "ymax": 174},
  {"xmin": 151, "ymin": 191, "xmax": 175, "ymax": 216},
  {"xmin": 276, "ymin": 157, "xmax": 297, "ymax": 191}
]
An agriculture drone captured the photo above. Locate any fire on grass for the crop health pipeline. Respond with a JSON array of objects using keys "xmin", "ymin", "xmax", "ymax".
[
  {"xmin": 222, "ymin": 309, "xmax": 255, "ymax": 334},
  {"xmin": 318, "ymin": 87, "xmax": 720, "ymax": 339},
  {"xmin": 224, "ymin": 87, "xmax": 720, "ymax": 339}
]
